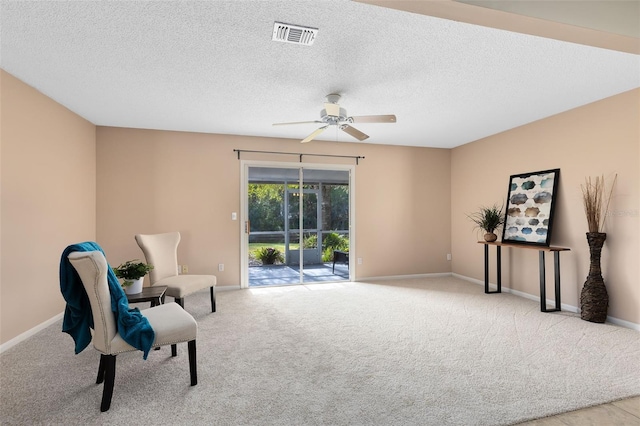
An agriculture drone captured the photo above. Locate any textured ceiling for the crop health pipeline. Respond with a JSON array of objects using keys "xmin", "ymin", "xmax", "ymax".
[{"xmin": 1, "ymin": 0, "xmax": 638, "ymax": 148}]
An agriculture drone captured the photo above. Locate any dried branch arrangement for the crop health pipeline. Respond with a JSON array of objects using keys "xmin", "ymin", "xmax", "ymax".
[{"xmin": 581, "ymin": 174, "xmax": 617, "ymax": 233}]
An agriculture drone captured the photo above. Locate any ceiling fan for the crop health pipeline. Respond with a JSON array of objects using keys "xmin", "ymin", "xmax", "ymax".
[{"xmin": 273, "ymin": 94, "xmax": 396, "ymax": 143}]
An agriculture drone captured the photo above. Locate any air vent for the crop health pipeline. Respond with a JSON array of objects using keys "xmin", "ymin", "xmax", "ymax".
[{"xmin": 272, "ymin": 22, "xmax": 318, "ymax": 46}]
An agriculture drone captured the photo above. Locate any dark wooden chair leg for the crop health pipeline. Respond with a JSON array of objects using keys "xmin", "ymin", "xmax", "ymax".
[
  {"xmin": 210, "ymin": 286, "xmax": 216, "ymax": 312},
  {"xmin": 175, "ymin": 298, "xmax": 184, "ymax": 308},
  {"xmin": 171, "ymin": 344, "xmax": 177, "ymax": 357},
  {"xmin": 100, "ymin": 354, "xmax": 116, "ymax": 412},
  {"xmin": 96, "ymin": 354, "xmax": 106, "ymax": 384},
  {"xmin": 188, "ymin": 340, "xmax": 197, "ymax": 386}
]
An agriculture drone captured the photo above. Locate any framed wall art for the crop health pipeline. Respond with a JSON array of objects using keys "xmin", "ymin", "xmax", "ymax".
[{"xmin": 502, "ymin": 169, "xmax": 560, "ymax": 246}]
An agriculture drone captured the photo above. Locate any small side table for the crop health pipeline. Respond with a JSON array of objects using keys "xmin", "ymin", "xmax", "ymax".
[{"xmin": 126, "ymin": 285, "xmax": 167, "ymax": 307}]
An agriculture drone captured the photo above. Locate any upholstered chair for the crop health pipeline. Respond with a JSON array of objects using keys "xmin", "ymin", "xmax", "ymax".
[
  {"xmin": 67, "ymin": 250, "xmax": 197, "ymax": 412},
  {"xmin": 135, "ymin": 232, "xmax": 217, "ymax": 312}
]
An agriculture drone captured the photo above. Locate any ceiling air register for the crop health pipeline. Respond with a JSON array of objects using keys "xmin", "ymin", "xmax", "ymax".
[{"xmin": 272, "ymin": 22, "xmax": 318, "ymax": 46}]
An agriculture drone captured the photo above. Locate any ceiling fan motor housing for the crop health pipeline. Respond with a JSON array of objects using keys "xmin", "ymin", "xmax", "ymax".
[{"xmin": 320, "ymin": 107, "xmax": 348, "ymax": 125}]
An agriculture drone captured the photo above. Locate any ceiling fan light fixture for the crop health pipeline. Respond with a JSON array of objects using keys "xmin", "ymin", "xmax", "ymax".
[
  {"xmin": 272, "ymin": 22, "xmax": 318, "ymax": 46},
  {"xmin": 272, "ymin": 93, "xmax": 396, "ymax": 143},
  {"xmin": 321, "ymin": 105, "xmax": 346, "ymax": 119}
]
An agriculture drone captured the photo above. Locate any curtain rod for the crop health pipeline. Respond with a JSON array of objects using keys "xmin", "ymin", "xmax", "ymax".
[{"xmin": 233, "ymin": 149, "xmax": 365, "ymax": 165}]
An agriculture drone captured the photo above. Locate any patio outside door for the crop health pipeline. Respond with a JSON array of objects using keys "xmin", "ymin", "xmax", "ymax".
[
  {"xmin": 243, "ymin": 164, "xmax": 351, "ymax": 287},
  {"xmin": 286, "ymin": 183, "xmax": 321, "ymax": 267}
]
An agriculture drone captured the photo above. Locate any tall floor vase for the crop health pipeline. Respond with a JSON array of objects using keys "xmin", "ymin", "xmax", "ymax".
[{"xmin": 580, "ymin": 232, "xmax": 608, "ymax": 323}]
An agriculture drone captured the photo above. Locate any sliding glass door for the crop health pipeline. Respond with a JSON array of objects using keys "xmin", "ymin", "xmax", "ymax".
[
  {"xmin": 242, "ymin": 164, "xmax": 352, "ymax": 287},
  {"xmin": 286, "ymin": 183, "xmax": 321, "ymax": 267}
]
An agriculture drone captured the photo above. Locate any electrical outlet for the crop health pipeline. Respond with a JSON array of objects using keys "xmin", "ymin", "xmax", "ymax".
[
  {"xmin": 218, "ymin": 263, "xmax": 224, "ymax": 272},
  {"xmin": 447, "ymin": 254, "xmax": 452, "ymax": 261},
  {"xmin": 357, "ymin": 258, "xmax": 363, "ymax": 265},
  {"xmin": 182, "ymin": 265, "xmax": 189, "ymax": 274}
]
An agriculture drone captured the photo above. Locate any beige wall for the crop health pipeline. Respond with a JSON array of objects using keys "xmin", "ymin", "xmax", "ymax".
[
  {"xmin": 96, "ymin": 127, "xmax": 452, "ymax": 285},
  {"xmin": 451, "ymin": 88, "xmax": 640, "ymax": 324},
  {"xmin": 1, "ymin": 70, "xmax": 96, "ymax": 345},
  {"xmin": 2, "ymin": 73, "xmax": 637, "ymax": 348}
]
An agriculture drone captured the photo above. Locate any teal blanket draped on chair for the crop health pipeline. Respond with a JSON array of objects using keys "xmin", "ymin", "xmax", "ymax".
[{"xmin": 59, "ymin": 242, "xmax": 155, "ymax": 359}]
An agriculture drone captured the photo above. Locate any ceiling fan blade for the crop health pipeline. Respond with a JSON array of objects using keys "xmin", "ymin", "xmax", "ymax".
[
  {"xmin": 349, "ymin": 114, "xmax": 396, "ymax": 124},
  {"xmin": 273, "ymin": 120, "xmax": 323, "ymax": 126},
  {"xmin": 341, "ymin": 125, "xmax": 369, "ymax": 141},
  {"xmin": 301, "ymin": 126, "xmax": 329, "ymax": 143},
  {"xmin": 324, "ymin": 102, "xmax": 341, "ymax": 117}
]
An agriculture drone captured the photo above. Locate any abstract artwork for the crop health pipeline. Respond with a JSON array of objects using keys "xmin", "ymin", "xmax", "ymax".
[{"xmin": 502, "ymin": 169, "xmax": 560, "ymax": 246}]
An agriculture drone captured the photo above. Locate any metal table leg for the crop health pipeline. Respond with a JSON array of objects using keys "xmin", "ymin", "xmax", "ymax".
[
  {"xmin": 484, "ymin": 244, "xmax": 501, "ymax": 294},
  {"xmin": 539, "ymin": 250, "xmax": 561, "ymax": 312},
  {"xmin": 554, "ymin": 251, "xmax": 561, "ymax": 311}
]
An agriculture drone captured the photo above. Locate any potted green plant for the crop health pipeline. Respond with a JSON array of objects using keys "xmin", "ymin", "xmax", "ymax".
[
  {"xmin": 113, "ymin": 260, "xmax": 154, "ymax": 295},
  {"xmin": 467, "ymin": 203, "xmax": 505, "ymax": 242}
]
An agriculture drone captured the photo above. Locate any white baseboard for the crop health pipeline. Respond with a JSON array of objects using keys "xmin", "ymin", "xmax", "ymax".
[
  {"xmin": 0, "ymin": 312, "xmax": 64, "ymax": 354},
  {"xmin": 452, "ymin": 273, "xmax": 639, "ymax": 331},
  {"xmin": 606, "ymin": 316, "xmax": 640, "ymax": 331},
  {"xmin": 452, "ymin": 273, "xmax": 579, "ymax": 313}
]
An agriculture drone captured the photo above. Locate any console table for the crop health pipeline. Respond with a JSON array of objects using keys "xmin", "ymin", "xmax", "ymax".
[{"xmin": 478, "ymin": 241, "xmax": 570, "ymax": 313}]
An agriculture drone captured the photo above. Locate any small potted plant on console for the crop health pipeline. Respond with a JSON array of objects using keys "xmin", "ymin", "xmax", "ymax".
[
  {"xmin": 467, "ymin": 203, "xmax": 505, "ymax": 242},
  {"xmin": 113, "ymin": 260, "xmax": 154, "ymax": 295}
]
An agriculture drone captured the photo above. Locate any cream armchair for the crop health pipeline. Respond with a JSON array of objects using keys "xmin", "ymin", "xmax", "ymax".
[
  {"xmin": 135, "ymin": 232, "xmax": 217, "ymax": 312},
  {"xmin": 67, "ymin": 250, "xmax": 197, "ymax": 412}
]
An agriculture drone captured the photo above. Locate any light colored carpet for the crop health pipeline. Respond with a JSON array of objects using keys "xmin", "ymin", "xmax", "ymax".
[{"xmin": 1, "ymin": 276, "xmax": 639, "ymax": 425}]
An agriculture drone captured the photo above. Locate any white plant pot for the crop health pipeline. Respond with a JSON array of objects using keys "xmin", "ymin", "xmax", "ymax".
[{"xmin": 124, "ymin": 277, "xmax": 144, "ymax": 295}]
